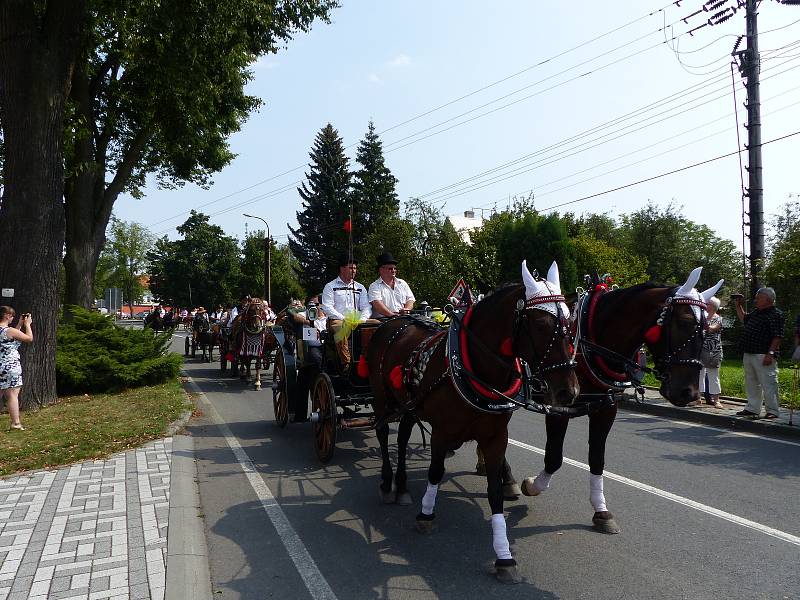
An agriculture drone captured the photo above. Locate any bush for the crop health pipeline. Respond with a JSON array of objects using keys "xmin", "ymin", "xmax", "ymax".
[{"xmin": 56, "ymin": 306, "xmax": 182, "ymax": 394}]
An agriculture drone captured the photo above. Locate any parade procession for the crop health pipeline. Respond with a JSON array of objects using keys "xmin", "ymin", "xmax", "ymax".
[{"xmin": 2, "ymin": 1, "xmax": 800, "ymax": 599}]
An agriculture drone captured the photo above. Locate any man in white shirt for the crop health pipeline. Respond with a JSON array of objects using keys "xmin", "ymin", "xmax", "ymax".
[
  {"xmin": 321, "ymin": 253, "xmax": 371, "ymax": 371},
  {"xmin": 368, "ymin": 252, "xmax": 415, "ymax": 318}
]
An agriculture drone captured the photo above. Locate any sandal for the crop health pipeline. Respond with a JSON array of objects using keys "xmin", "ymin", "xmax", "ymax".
[
  {"xmin": 8, "ymin": 424, "xmax": 25, "ymax": 431},
  {"xmin": 764, "ymin": 413, "xmax": 779, "ymax": 419}
]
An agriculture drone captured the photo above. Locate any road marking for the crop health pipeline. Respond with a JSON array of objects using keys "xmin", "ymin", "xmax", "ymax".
[
  {"xmin": 508, "ymin": 437, "xmax": 800, "ymax": 547},
  {"xmin": 189, "ymin": 380, "xmax": 338, "ymax": 600},
  {"xmin": 617, "ymin": 412, "xmax": 800, "ymax": 447}
]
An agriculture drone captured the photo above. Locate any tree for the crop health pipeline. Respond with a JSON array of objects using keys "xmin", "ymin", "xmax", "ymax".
[
  {"xmin": 288, "ymin": 124, "xmax": 352, "ymax": 293},
  {"xmin": 240, "ymin": 233, "xmax": 305, "ymax": 310},
  {"xmin": 147, "ymin": 211, "xmax": 241, "ymax": 308},
  {"xmin": 0, "ymin": 1, "xmax": 86, "ymax": 408},
  {"xmin": 102, "ymin": 217, "xmax": 154, "ymax": 317},
  {"xmin": 62, "ymin": 0, "xmax": 337, "ymax": 309},
  {"xmin": 351, "ymin": 120, "xmax": 399, "ymax": 242},
  {"xmin": 571, "ymin": 234, "xmax": 648, "ymax": 288},
  {"xmin": 765, "ymin": 199, "xmax": 800, "ymax": 329}
]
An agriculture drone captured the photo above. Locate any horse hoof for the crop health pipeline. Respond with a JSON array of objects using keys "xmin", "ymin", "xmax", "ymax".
[
  {"xmin": 475, "ymin": 462, "xmax": 487, "ymax": 476},
  {"xmin": 592, "ymin": 511, "xmax": 621, "ymax": 535},
  {"xmin": 395, "ymin": 491, "xmax": 413, "ymax": 506},
  {"xmin": 503, "ymin": 482, "xmax": 521, "ymax": 500},
  {"xmin": 521, "ymin": 478, "xmax": 540, "ymax": 497},
  {"xmin": 381, "ymin": 490, "xmax": 395, "ymax": 505},
  {"xmin": 492, "ymin": 560, "xmax": 522, "ymax": 585},
  {"xmin": 415, "ymin": 520, "xmax": 435, "ymax": 535}
]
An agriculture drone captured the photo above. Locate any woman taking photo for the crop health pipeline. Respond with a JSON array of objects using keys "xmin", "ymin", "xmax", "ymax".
[{"xmin": 0, "ymin": 306, "xmax": 33, "ymax": 430}]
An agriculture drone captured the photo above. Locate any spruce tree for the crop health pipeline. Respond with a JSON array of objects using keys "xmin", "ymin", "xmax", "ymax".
[
  {"xmin": 351, "ymin": 121, "xmax": 399, "ymax": 246},
  {"xmin": 289, "ymin": 124, "xmax": 352, "ymax": 294}
]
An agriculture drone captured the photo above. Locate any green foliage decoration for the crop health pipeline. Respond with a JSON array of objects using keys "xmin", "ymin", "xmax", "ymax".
[{"xmin": 56, "ymin": 307, "xmax": 182, "ymax": 394}]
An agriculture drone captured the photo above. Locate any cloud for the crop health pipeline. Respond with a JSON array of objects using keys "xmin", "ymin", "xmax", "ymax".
[
  {"xmin": 368, "ymin": 73, "xmax": 383, "ymax": 84},
  {"xmin": 387, "ymin": 53, "xmax": 411, "ymax": 68}
]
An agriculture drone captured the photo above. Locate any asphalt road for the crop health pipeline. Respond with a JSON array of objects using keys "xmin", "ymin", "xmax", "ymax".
[{"xmin": 170, "ymin": 332, "xmax": 800, "ymax": 600}]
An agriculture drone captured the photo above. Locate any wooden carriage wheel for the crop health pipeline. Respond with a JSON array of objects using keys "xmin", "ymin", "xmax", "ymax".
[
  {"xmin": 311, "ymin": 373, "xmax": 337, "ymax": 463},
  {"xmin": 272, "ymin": 348, "xmax": 290, "ymax": 428}
]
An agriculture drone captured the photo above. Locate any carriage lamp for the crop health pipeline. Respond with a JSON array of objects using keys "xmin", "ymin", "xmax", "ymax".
[
  {"xmin": 419, "ymin": 301, "xmax": 432, "ymax": 318},
  {"xmin": 306, "ymin": 301, "xmax": 318, "ymax": 321}
]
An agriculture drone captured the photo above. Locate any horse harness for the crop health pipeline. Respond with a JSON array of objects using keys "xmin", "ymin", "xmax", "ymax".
[
  {"xmin": 573, "ymin": 282, "xmax": 707, "ymax": 414},
  {"xmin": 379, "ymin": 289, "xmax": 578, "ymax": 424}
]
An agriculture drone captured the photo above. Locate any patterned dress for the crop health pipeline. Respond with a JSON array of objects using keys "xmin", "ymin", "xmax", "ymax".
[
  {"xmin": 702, "ymin": 313, "xmax": 723, "ymax": 368},
  {"xmin": 0, "ymin": 327, "xmax": 23, "ymax": 389}
]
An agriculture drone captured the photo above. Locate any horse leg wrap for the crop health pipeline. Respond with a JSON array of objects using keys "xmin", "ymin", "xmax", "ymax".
[
  {"xmin": 491, "ymin": 513, "xmax": 513, "ymax": 561},
  {"xmin": 590, "ymin": 473, "xmax": 608, "ymax": 512},
  {"xmin": 421, "ymin": 483, "xmax": 439, "ymax": 516}
]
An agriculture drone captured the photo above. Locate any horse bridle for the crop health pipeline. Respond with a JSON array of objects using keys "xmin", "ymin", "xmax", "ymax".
[
  {"xmin": 513, "ymin": 293, "xmax": 577, "ymax": 377},
  {"xmin": 650, "ymin": 292, "xmax": 707, "ymax": 383}
]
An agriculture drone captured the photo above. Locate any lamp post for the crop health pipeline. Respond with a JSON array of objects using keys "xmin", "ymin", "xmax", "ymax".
[{"xmin": 243, "ymin": 213, "xmax": 271, "ymax": 306}]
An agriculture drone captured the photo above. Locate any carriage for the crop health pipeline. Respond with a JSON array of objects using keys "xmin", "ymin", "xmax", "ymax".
[
  {"xmin": 272, "ymin": 302, "xmax": 443, "ymax": 463},
  {"xmin": 185, "ymin": 315, "xmax": 214, "ymax": 361}
]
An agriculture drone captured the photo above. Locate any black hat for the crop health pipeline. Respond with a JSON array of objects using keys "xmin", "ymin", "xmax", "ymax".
[
  {"xmin": 376, "ymin": 252, "xmax": 398, "ymax": 267},
  {"xmin": 338, "ymin": 252, "xmax": 358, "ymax": 267}
]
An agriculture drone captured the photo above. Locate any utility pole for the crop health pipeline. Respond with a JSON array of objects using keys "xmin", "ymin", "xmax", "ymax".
[{"xmin": 744, "ymin": 0, "xmax": 764, "ymax": 297}]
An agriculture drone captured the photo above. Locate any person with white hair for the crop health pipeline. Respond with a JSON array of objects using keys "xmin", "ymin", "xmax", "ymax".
[
  {"xmin": 733, "ymin": 287, "xmax": 785, "ymax": 419},
  {"xmin": 700, "ymin": 296, "xmax": 724, "ymax": 408}
]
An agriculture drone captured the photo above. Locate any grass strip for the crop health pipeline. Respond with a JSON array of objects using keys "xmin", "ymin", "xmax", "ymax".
[
  {"xmin": 642, "ymin": 358, "xmax": 800, "ymax": 408},
  {"xmin": 0, "ymin": 378, "xmax": 190, "ymax": 477}
]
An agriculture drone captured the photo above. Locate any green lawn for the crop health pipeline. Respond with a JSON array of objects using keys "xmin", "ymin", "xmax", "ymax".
[
  {"xmin": 642, "ymin": 358, "xmax": 800, "ymax": 408},
  {"xmin": 0, "ymin": 378, "xmax": 191, "ymax": 476}
]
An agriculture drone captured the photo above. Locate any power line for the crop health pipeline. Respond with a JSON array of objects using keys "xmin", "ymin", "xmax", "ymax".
[{"xmin": 535, "ymin": 129, "xmax": 800, "ymax": 213}]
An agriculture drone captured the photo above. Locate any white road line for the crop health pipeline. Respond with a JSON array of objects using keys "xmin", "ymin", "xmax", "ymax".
[
  {"xmin": 190, "ymin": 381, "xmax": 338, "ymax": 600},
  {"xmin": 616, "ymin": 412, "xmax": 800, "ymax": 447},
  {"xmin": 508, "ymin": 438, "xmax": 800, "ymax": 547}
]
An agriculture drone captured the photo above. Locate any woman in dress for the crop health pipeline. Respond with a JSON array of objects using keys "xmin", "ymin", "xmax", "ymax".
[
  {"xmin": 700, "ymin": 296, "xmax": 724, "ymax": 408},
  {"xmin": 0, "ymin": 306, "xmax": 34, "ymax": 430}
]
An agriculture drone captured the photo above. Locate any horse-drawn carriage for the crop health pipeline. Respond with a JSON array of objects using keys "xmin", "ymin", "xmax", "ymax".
[
  {"xmin": 219, "ymin": 298, "xmax": 281, "ymax": 389},
  {"xmin": 272, "ymin": 302, "xmax": 445, "ymax": 463},
  {"xmin": 185, "ymin": 314, "xmax": 214, "ymax": 361}
]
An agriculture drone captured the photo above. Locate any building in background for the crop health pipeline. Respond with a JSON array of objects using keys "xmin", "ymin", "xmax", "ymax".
[{"xmin": 446, "ymin": 210, "xmax": 485, "ymax": 244}]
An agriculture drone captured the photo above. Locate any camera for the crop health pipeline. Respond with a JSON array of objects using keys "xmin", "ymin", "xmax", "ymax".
[{"xmin": 730, "ymin": 293, "xmax": 744, "ymax": 301}]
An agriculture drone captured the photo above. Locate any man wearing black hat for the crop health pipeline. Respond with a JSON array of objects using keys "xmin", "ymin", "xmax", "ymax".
[
  {"xmin": 368, "ymin": 252, "xmax": 415, "ymax": 318},
  {"xmin": 321, "ymin": 253, "xmax": 371, "ymax": 371}
]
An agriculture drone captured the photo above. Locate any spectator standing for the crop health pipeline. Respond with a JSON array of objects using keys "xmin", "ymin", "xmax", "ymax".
[
  {"xmin": 0, "ymin": 306, "xmax": 34, "ymax": 431},
  {"xmin": 733, "ymin": 287, "xmax": 784, "ymax": 419},
  {"xmin": 368, "ymin": 252, "xmax": 416, "ymax": 318},
  {"xmin": 699, "ymin": 296, "xmax": 724, "ymax": 408}
]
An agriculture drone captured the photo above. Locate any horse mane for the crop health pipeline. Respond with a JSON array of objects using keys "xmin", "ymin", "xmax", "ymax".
[{"xmin": 593, "ymin": 281, "xmax": 675, "ymax": 326}]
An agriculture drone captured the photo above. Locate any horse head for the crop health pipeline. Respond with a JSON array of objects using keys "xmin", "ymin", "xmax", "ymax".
[
  {"xmin": 244, "ymin": 297, "xmax": 266, "ymax": 334},
  {"xmin": 645, "ymin": 268, "xmax": 723, "ymax": 406},
  {"xmin": 516, "ymin": 260, "xmax": 580, "ymax": 407}
]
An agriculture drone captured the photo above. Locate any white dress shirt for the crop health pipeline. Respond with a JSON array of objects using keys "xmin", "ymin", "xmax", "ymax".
[
  {"xmin": 322, "ymin": 276, "xmax": 370, "ymax": 321},
  {"xmin": 368, "ymin": 277, "xmax": 415, "ymax": 316}
]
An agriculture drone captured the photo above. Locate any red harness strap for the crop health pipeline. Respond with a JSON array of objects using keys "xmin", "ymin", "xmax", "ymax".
[
  {"xmin": 458, "ymin": 306, "xmax": 523, "ymax": 400},
  {"xmin": 585, "ymin": 285, "xmax": 628, "ymax": 383}
]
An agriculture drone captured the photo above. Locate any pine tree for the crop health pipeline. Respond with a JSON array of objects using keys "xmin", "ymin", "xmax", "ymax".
[
  {"xmin": 289, "ymin": 124, "xmax": 352, "ymax": 294},
  {"xmin": 351, "ymin": 121, "xmax": 399, "ymax": 246}
]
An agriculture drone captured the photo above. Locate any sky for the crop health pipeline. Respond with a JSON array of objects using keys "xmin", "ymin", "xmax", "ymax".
[{"xmin": 114, "ymin": 0, "xmax": 800, "ymax": 254}]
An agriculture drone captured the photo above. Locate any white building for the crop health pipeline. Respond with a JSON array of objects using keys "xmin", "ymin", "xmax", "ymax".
[{"xmin": 446, "ymin": 210, "xmax": 485, "ymax": 244}]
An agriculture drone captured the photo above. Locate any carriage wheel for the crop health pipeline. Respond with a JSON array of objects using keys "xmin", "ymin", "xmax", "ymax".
[
  {"xmin": 272, "ymin": 350, "xmax": 290, "ymax": 428},
  {"xmin": 311, "ymin": 373, "xmax": 337, "ymax": 463},
  {"xmin": 184, "ymin": 336, "xmax": 190, "ymax": 357}
]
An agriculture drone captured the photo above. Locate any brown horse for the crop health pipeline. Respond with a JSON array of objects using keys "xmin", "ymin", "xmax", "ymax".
[
  {"xmin": 366, "ymin": 261, "xmax": 580, "ymax": 582},
  {"xmin": 235, "ymin": 298, "xmax": 277, "ymax": 390},
  {"xmin": 508, "ymin": 267, "xmax": 723, "ymax": 534}
]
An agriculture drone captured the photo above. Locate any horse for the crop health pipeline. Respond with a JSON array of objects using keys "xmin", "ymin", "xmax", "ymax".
[
  {"xmin": 366, "ymin": 261, "xmax": 580, "ymax": 583},
  {"xmin": 483, "ymin": 267, "xmax": 722, "ymax": 536},
  {"xmin": 235, "ymin": 297, "xmax": 277, "ymax": 390},
  {"xmin": 143, "ymin": 311, "xmax": 164, "ymax": 332},
  {"xmin": 192, "ymin": 315, "xmax": 214, "ymax": 362}
]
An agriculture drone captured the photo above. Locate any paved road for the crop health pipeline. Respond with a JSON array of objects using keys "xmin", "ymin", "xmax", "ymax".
[{"xmin": 173, "ymin": 333, "xmax": 800, "ymax": 600}]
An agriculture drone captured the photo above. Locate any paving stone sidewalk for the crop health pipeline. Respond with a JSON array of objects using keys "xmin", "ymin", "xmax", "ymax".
[{"xmin": 0, "ymin": 438, "xmax": 172, "ymax": 600}]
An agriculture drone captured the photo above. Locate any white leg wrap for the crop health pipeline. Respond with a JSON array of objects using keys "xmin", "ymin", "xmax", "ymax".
[
  {"xmin": 421, "ymin": 483, "xmax": 439, "ymax": 516},
  {"xmin": 533, "ymin": 469, "xmax": 552, "ymax": 493},
  {"xmin": 491, "ymin": 513, "xmax": 513, "ymax": 561},
  {"xmin": 590, "ymin": 473, "xmax": 608, "ymax": 512}
]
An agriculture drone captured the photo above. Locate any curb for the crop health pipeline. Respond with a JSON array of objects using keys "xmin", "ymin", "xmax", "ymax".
[
  {"xmin": 619, "ymin": 395, "xmax": 800, "ymax": 440},
  {"xmin": 165, "ymin": 376, "xmax": 213, "ymax": 600}
]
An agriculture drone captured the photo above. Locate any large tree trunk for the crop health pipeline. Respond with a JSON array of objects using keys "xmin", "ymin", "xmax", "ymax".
[{"xmin": 0, "ymin": 1, "xmax": 85, "ymax": 409}]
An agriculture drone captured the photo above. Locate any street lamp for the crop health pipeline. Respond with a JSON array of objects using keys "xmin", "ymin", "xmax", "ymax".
[{"xmin": 243, "ymin": 213, "xmax": 271, "ymax": 306}]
